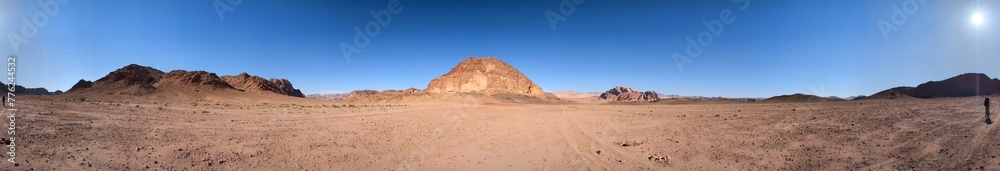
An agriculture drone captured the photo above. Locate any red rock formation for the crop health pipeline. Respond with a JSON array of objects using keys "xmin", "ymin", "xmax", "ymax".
[
  {"xmin": 599, "ymin": 86, "xmax": 660, "ymax": 102},
  {"xmin": 426, "ymin": 57, "xmax": 544, "ymax": 97}
]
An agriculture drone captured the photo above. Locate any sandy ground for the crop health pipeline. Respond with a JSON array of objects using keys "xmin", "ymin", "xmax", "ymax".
[{"xmin": 6, "ymin": 95, "xmax": 1000, "ymax": 170}]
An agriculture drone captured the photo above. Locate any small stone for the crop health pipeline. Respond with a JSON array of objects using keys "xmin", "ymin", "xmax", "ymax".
[{"xmin": 595, "ymin": 150, "xmax": 601, "ymax": 155}]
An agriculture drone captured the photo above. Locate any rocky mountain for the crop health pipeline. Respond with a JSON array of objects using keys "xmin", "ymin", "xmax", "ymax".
[
  {"xmin": 66, "ymin": 64, "xmax": 303, "ymax": 98},
  {"xmin": 155, "ymin": 70, "xmax": 234, "ymax": 89},
  {"xmin": 599, "ymin": 86, "xmax": 660, "ymax": 102},
  {"xmin": 907, "ymin": 73, "xmax": 1000, "ymax": 98},
  {"xmin": 220, "ymin": 73, "xmax": 304, "ymax": 97},
  {"xmin": 426, "ymin": 57, "xmax": 545, "ymax": 97},
  {"xmin": 68, "ymin": 64, "xmax": 164, "ymax": 95},
  {"xmin": 861, "ymin": 73, "xmax": 1000, "ymax": 100}
]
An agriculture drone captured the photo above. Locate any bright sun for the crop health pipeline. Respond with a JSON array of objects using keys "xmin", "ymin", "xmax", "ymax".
[{"xmin": 973, "ymin": 12, "xmax": 984, "ymax": 25}]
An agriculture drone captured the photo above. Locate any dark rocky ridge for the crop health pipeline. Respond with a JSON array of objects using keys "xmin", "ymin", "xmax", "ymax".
[
  {"xmin": 861, "ymin": 73, "xmax": 1000, "ymax": 100},
  {"xmin": 599, "ymin": 86, "xmax": 660, "ymax": 102}
]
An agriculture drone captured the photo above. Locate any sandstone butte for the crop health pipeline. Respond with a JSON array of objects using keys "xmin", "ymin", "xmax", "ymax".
[{"xmin": 426, "ymin": 57, "xmax": 546, "ymax": 97}]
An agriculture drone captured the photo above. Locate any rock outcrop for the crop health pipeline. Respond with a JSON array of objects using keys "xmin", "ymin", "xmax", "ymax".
[
  {"xmin": 426, "ymin": 57, "xmax": 545, "ymax": 97},
  {"xmin": 220, "ymin": 73, "xmax": 279, "ymax": 93},
  {"xmin": 220, "ymin": 73, "xmax": 305, "ymax": 97},
  {"xmin": 599, "ymin": 86, "xmax": 660, "ymax": 102},
  {"xmin": 67, "ymin": 79, "xmax": 93, "ymax": 92},
  {"xmin": 156, "ymin": 70, "xmax": 234, "ymax": 89},
  {"xmin": 268, "ymin": 78, "xmax": 305, "ymax": 97}
]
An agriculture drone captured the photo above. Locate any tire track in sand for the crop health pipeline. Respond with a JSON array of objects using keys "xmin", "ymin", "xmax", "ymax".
[{"xmin": 552, "ymin": 106, "xmax": 659, "ymax": 170}]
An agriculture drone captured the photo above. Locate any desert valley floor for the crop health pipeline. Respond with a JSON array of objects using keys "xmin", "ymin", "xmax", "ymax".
[{"xmin": 11, "ymin": 95, "xmax": 1000, "ymax": 170}]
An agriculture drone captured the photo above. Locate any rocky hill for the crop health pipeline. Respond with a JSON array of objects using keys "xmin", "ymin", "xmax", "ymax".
[
  {"xmin": 426, "ymin": 57, "xmax": 545, "ymax": 97},
  {"xmin": 66, "ymin": 64, "xmax": 303, "ymax": 98},
  {"xmin": 68, "ymin": 79, "xmax": 93, "ymax": 92},
  {"xmin": 861, "ymin": 73, "xmax": 1000, "ymax": 99},
  {"xmin": 220, "ymin": 73, "xmax": 305, "ymax": 97},
  {"xmin": 67, "ymin": 64, "xmax": 164, "ymax": 95},
  {"xmin": 155, "ymin": 70, "xmax": 234, "ymax": 89},
  {"xmin": 857, "ymin": 87, "xmax": 916, "ymax": 100},
  {"xmin": 599, "ymin": 86, "xmax": 660, "ymax": 102}
]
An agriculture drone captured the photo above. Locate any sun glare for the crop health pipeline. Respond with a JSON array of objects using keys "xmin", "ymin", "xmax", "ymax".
[{"xmin": 973, "ymin": 12, "xmax": 984, "ymax": 25}]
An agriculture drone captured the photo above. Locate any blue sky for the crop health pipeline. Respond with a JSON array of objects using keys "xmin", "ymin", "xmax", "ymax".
[{"xmin": 2, "ymin": 0, "xmax": 998, "ymax": 98}]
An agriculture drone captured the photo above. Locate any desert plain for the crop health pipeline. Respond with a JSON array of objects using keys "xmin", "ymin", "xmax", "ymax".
[{"xmin": 9, "ymin": 93, "xmax": 999, "ymax": 170}]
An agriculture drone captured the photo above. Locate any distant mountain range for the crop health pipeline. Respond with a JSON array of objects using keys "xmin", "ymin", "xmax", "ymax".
[
  {"xmin": 16, "ymin": 63, "xmax": 1000, "ymax": 102},
  {"xmin": 2, "ymin": 84, "xmax": 61, "ymax": 96},
  {"xmin": 760, "ymin": 93, "xmax": 844, "ymax": 103}
]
